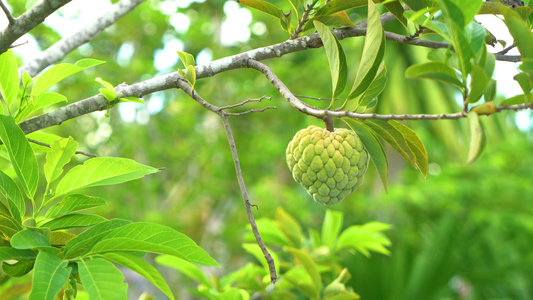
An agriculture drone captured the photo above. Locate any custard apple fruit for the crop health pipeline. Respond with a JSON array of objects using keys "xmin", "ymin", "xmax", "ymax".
[{"xmin": 286, "ymin": 125, "xmax": 369, "ymax": 205}]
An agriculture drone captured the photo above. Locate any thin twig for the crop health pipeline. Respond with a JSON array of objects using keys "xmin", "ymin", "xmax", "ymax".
[
  {"xmin": 290, "ymin": 2, "xmax": 314, "ymax": 40},
  {"xmin": 175, "ymin": 78, "xmax": 278, "ymax": 284},
  {"xmin": 219, "ymin": 96, "xmax": 272, "ymax": 110},
  {"xmin": 27, "ymin": 138, "xmax": 100, "ymax": 157},
  {"xmin": 497, "ymin": 44, "xmax": 516, "ymax": 55},
  {"xmin": 295, "ymin": 94, "xmax": 340, "ymax": 101},
  {"xmin": 0, "ymin": 1, "xmax": 16, "ymax": 24},
  {"xmin": 224, "ymin": 107, "xmax": 277, "ymax": 116}
]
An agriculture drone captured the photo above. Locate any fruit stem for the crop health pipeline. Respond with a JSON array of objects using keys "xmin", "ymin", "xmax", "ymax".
[{"xmin": 324, "ymin": 115, "xmax": 334, "ymax": 132}]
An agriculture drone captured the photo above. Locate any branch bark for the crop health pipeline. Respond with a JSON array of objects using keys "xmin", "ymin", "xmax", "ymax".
[
  {"xmin": 20, "ymin": 0, "xmax": 145, "ymax": 77},
  {"xmin": 0, "ymin": 0, "xmax": 72, "ymax": 54}
]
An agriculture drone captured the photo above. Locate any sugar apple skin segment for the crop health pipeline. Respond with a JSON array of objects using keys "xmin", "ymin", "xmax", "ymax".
[{"xmin": 286, "ymin": 125, "xmax": 369, "ymax": 205}]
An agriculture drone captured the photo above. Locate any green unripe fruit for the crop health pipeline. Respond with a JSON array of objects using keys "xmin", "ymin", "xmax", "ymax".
[{"xmin": 286, "ymin": 125, "xmax": 369, "ymax": 205}]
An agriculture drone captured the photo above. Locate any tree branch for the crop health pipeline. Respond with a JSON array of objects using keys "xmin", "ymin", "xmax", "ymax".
[
  {"xmin": 20, "ymin": 0, "xmax": 145, "ymax": 77},
  {"xmin": 0, "ymin": 0, "xmax": 72, "ymax": 54},
  {"xmin": 175, "ymin": 79, "xmax": 278, "ymax": 284}
]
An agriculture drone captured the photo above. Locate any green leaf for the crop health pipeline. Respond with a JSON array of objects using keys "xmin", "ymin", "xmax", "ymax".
[
  {"xmin": 346, "ymin": 120, "xmax": 388, "ymax": 191},
  {"xmin": 302, "ymin": 12, "xmax": 355, "ymax": 32},
  {"xmin": 0, "ymin": 214, "xmax": 23, "ymax": 238},
  {"xmin": 242, "ymin": 243, "xmax": 280, "ymax": 275},
  {"xmin": 55, "ymin": 157, "xmax": 159, "ymax": 197},
  {"xmin": 16, "ymin": 92, "xmax": 67, "ymax": 122},
  {"xmin": 0, "ymin": 49, "xmax": 19, "ymax": 110},
  {"xmin": 314, "ymin": 0, "xmax": 367, "ymax": 16},
  {"xmin": 500, "ymin": 4, "xmax": 533, "ymax": 60},
  {"xmin": 383, "ymin": 0, "xmax": 408, "ymax": 28},
  {"xmin": 96, "ymin": 77, "xmax": 117, "ymax": 101},
  {"xmin": 103, "ymin": 252, "xmax": 174, "ymax": 300},
  {"xmin": 44, "ymin": 137, "xmax": 78, "ymax": 185},
  {"xmin": 314, "ymin": 21, "xmax": 348, "ymax": 100},
  {"xmin": 286, "ymin": 248, "xmax": 322, "ymax": 295},
  {"xmin": 26, "ymin": 131, "xmax": 63, "ymax": 153},
  {"xmin": 358, "ymin": 63, "xmax": 387, "ymax": 107},
  {"xmin": 237, "ymin": 0, "xmax": 283, "ymax": 19},
  {"xmin": 45, "ymin": 194, "xmax": 106, "ymax": 218},
  {"xmin": 64, "ymin": 219, "xmax": 132, "ymax": 259},
  {"xmin": 280, "ymin": 10, "xmax": 292, "ymax": 32},
  {"xmin": 387, "ymin": 120, "xmax": 429, "ymax": 177},
  {"xmin": 78, "ymin": 258, "xmax": 128, "ymax": 300},
  {"xmin": 177, "ymin": 51, "xmax": 195, "ymax": 68},
  {"xmin": 346, "ymin": 0, "xmax": 385, "ymax": 103},
  {"xmin": 0, "ymin": 170, "xmax": 25, "ymax": 223},
  {"xmin": 467, "ymin": 111, "xmax": 485, "ymax": 164},
  {"xmin": 500, "ymin": 94, "xmax": 531, "ymax": 106},
  {"xmin": 0, "ymin": 247, "xmax": 37, "ymax": 260},
  {"xmin": 2, "ymin": 259, "xmax": 34, "ymax": 277},
  {"xmin": 155, "ymin": 255, "xmax": 211, "ymax": 287},
  {"xmin": 336, "ymin": 222, "xmax": 391, "ymax": 256},
  {"xmin": 88, "ymin": 222, "xmax": 219, "ymax": 267},
  {"xmin": 448, "ymin": 0, "xmax": 482, "ymax": 25},
  {"xmin": 119, "ymin": 97, "xmax": 144, "ymax": 104},
  {"xmin": 402, "ymin": 0, "xmax": 431, "ymax": 10},
  {"xmin": 185, "ymin": 65, "xmax": 196, "ymax": 88},
  {"xmin": 28, "ymin": 251, "xmax": 71, "ymax": 300},
  {"xmin": 322, "ymin": 209, "xmax": 343, "ymax": 250},
  {"xmin": 11, "ymin": 229, "xmax": 50, "ymax": 249},
  {"xmin": 0, "ymin": 115, "xmax": 38, "ymax": 199},
  {"xmin": 50, "ymin": 231, "xmax": 77, "ymax": 246},
  {"xmin": 405, "ymin": 62, "xmax": 463, "ymax": 90},
  {"xmin": 40, "ymin": 214, "xmax": 107, "ymax": 231},
  {"xmin": 32, "ymin": 59, "xmax": 105, "ymax": 97},
  {"xmin": 483, "ymin": 79, "xmax": 497, "ymax": 102},
  {"xmin": 466, "ymin": 63, "xmax": 489, "ymax": 103},
  {"xmin": 275, "ymin": 207, "xmax": 302, "ymax": 248}
]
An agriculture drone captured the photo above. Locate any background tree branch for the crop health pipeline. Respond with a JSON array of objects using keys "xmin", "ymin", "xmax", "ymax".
[
  {"xmin": 19, "ymin": 0, "xmax": 145, "ymax": 77},
  {"xmin": 0, "ymin": 0, "xmax": 72, "ymax": 54}
]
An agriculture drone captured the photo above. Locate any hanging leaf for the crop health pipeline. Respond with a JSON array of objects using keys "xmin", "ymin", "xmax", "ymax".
[
  {"xmin": 314, "ymin": 21, "xmax": 348, "ymax": 100},
  {"xmin": 78, "ymin": 258, "xmax": 128, "ymax": 300},
  {"xmin": 466, "ymin": 63, "xmax": 490, "ymax": 103},
  {"xmin": 358, "ymin": 63, "xmax": 387, "ymax": 107},
  {"xmin": 405, "ymin": 62, "xmax": 464, "ymax": 90},
  {"xmin": 314, "ymin": 0, "xmax": 367, "ymax": 16},
  {"xmin": 0, "ymin": 116, "xmax": 39, "ymax": 199},
  {"xmin": 302, "ymin": 12, "xmax": 355, "ymax": 32},
  {"xmin": 382, "ymin": 0, "xmax": 408, "ymax": 28},
  {"xmin": 467, "ymin": 111, "xmax": 486, "ymax": 164}
]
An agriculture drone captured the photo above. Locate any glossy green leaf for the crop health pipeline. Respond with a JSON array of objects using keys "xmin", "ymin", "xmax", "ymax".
[
  {"xmin": 336, "ymin": 222, "xmax": 391, "ymax": 256},
  {"xmin": 286, "ymin": 248, "xmax": 322, "ymax": 295},
  {"xmin": 238, "ymin": 0, "xmax": 283, "ymax": 18},
  {"xmin": 314, "ymin": 0, "xmax": 366, "ymax": 16},
  {"xmin": 41, "ymin": 213, "xmax": 106, "ymax": 231},
  {"xmin": 103, "ymin": 252, "xmax": 174, "ymax": 300},
  {"xmin": 11, "ymin": 229, "xmax": 50, "ymax": 249},
  {"xmin": 405, "ymin": 62, "xmax": 463, "ymax": 90},
  {"xmin": 346, "ymin": 0, "xmax": 385, "ymax": 103},
  {"xmin": 55, "ymin": 157, "xmax": 159, "ymax": 197},
  {"xmin": 32, "ymin": 59, "xmax": 105, "ymax": 97},
  {"xmin": 467, "ymin": 111, "xmax": 485, "ymax": 164},
  {"xmin": 78, "ymin": 258, "xmax": 128, "ymax": 300},
  {"xmin": 347, "ymin": 120, "xmax": 388, "ymax": 191},
  {"xmin": 45, "ymin": 194, "xmax": 106, "ymax": 218},
  {"xmin": 0, "ymin": 247, "xmax": 37, "ymax": 260},
  {"xmin": 0, "ymin": 115, "xmax": 38, "ymax": 199},
  {"xmin": 88, "ymin": 222, "xmax": 219, "ymax": 267},
  {"xmin": 0, "ymin": 49, "xmax": 19, "ymax": 110},
  {"xmin": 44, "ymin": 137, "xmax": 78, "ymax": 185},
  {"xmin": 467, "ymin": 63, "xmax": 489, "ymax": 103},
  {"xmin": 28, "ymin": 251, "xmax": 71, "ymax": 300},
  {"xmin": 16, "ymin": 92, "xmax": 68, "ymax": 122},
  {"xmin": 314, "ymin": 21, "xmax": 347, "ymax": 100},
  {"xmin": 322, "ymin": 209, "xmax": 343, "ymax": 250},
  {"xmin": 2, "ymin": 259, "xmax": 34, "ymax": 277},
  {"xmin": 155, "ymin": 255, "xmax": 211, "ymax": 287},
  {"xmin": 64, "ymin": 219, "xmax": 132, "ymax": 258},
  {"xmin": 0, "ymin": 170, "xmax": 25, "ymax": 223}
]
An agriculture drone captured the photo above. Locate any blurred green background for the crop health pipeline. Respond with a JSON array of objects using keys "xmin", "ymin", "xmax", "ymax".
[{"xmin": 8, "ymin": 0, "xmax": 533, "ymax": 299}]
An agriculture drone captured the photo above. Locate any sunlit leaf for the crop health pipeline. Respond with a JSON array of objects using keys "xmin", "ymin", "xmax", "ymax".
[
  {"xmin": 0, "ymin": 214, "xmax": 22, "ymax": 238},
  {"xmin": 11, "ymin": 229, "xmax": 50, "ymax": 249},
  {"xmin": 336, "ymin": 222, "xmax": 391, "ymax": 256},
  {"xmin": 359, "ymin": 63, "xmax": 387, "ymax": 107},
  {"xmin": 156, "ymin": 255, "xmax": 211, "ymax": 287},
  {"xmin": 238, "ymin": 0, "xmax": 283, "ymax": 18},
  {"xmin": 314, "ymin": 0, "xmax": 367, "ymax": 16},
  {"xmin": 40, "ymin": 214, "xmax": 107, "ymax": 231},
  {"xmin": 32, "ymin": 59, "xmax": 105, "ymax": 97},
  {"xmin": 0, "ymin": 170, "xmax": 25, "ymax": 223},
  {"xmin": 45, "ymin": 194, "xmax": 106, "ymax": 218},
  {"xmin": 44, "ymin": 137, "xmax": 78, "ymax": 185},
  {"xmin": 302, "ymin": 12, "xmax": 355, "ymax": 32},
  {"xmin": 405, "ymin": 62, "xmax": 463, "ymax": 90},
  {"xmin": 275, "ymin": 207, "xmax": 302, "ymax": 248},
  {"xmin": 388, "ymin": 120, "xmax": 429, "ymax": 177},
  {"xmin": 321, "ymin": 209, "xmax": 343, "ymax": 250},
  {"xmin": 0, "ymin": 49, "xmax": 19, "ymax": 110},
  {"xmin": 16, "ymin": 92, "xmax": 67, "ymax": 122},
  {"xmin": 55, "ymin": 157, "xmax": 159, "ymax": 197},
  {"xmin": 286, "ymin": 247, "xmax": 322, "ymax": 295}
]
